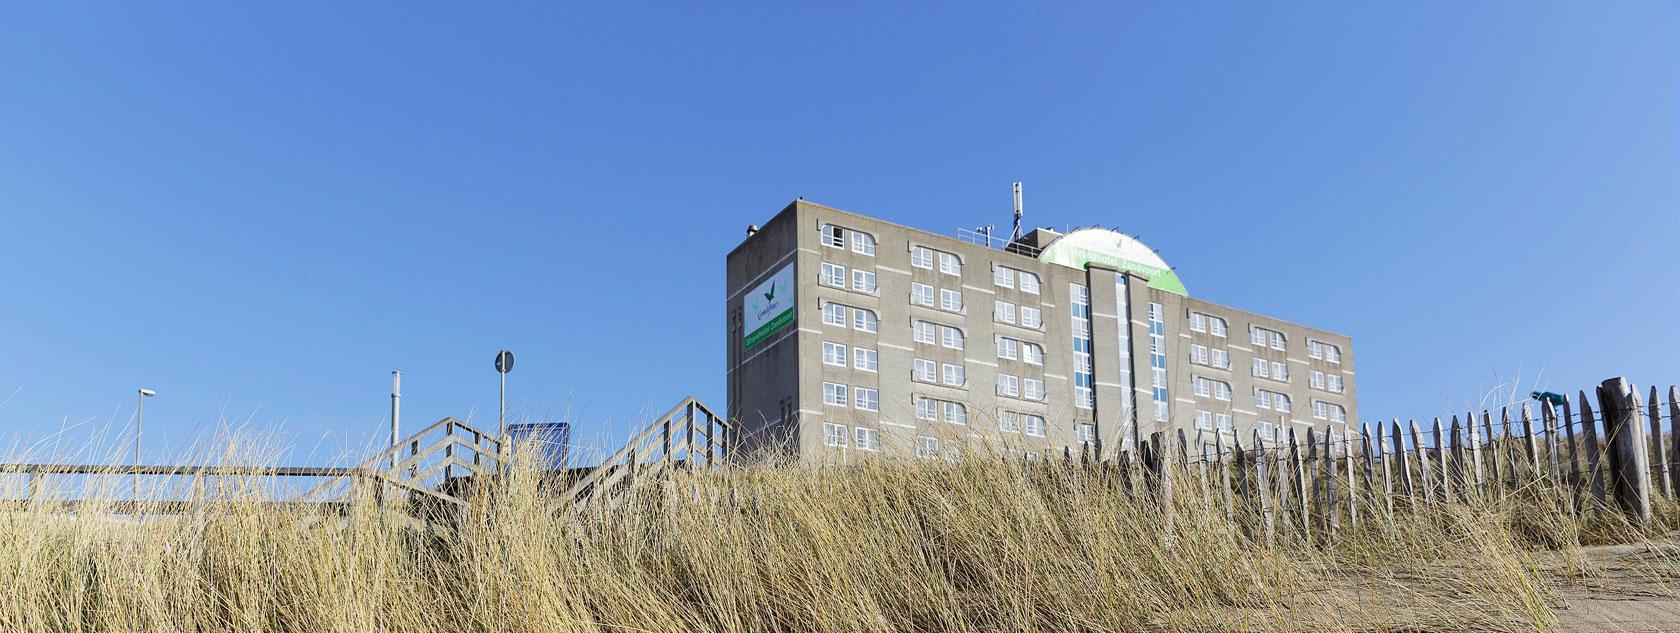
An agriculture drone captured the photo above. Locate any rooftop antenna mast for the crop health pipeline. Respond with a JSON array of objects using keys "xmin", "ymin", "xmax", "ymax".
[{"xmin": 1011, "ymin": 182, "xmax": 1023, "ymax": 241}]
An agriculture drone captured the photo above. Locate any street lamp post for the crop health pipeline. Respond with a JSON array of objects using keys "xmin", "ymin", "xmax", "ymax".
[{"xmin": 136, "ymin": 388, "xmax": 156, "ymax": 500}]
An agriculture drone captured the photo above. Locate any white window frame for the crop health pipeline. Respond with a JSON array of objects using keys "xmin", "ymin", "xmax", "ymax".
[
  {"xmin": 943, "ymin": 401, "xmax": 967, "ymax": 425},
  {"xmin": 994, "ymin": 266, "xmax": 1014, "ymax": 289},
  {"xmin": 1328, "ymin": 374, "xmax": 1344, "ymax": 393},
  {"xmin": 1326, "ymin": 345, "xmax": 1342, "ymax": 364},
  {"xmin": 996, "ymin": 337, "xmax": 1019, "ymax": 360},
  {"xmin": 999, "ymin": 411, "xmax": 1020, "ymax": 433},
  {"xmin": 913, "ymin": 358, "xmax": 937, "ymax": 383},
  {"xmin": 913, "ymin": 321, "xmax": 936, "ymax": 344},
  {"xmin": 851, "ymin": 269, "xmax": 876, "ymax": 293},
  {"xmin": 940, "ymin": 326, "xmax": 964, "ymax": 350},
  {"xmin": 1271, "ymin": 331, "xmax": 1286, "ymax": 351},
  {"xmin": 822, "ymin": 303, "xmax": 847, "ymax": 326},
  {"xmin": 821, "ymin": 225, "xmax": 844, "ymax": 248},
  {"xmin": 1275, "ymin": 393, "xmax": 1292, "ymax": 413},
  {"xmin": 1023, "ymin": 378, "xmax": 1045, "ymax": 401},
  {"xmin": 994, "ymin": 300, "xmax": 1015, "ymax": 324},
  {"xmin": 911, "ymin": 246, "xmax": 933, "ymax": 269},
  {"xmin": 1195, "ymin": 410, "xmax": 1213, "ymax": 430},
  {"xmin": 916, "ymin": 436, "xmax": 939, "ymax": 458},
  {"xmin": 915, "ymin": 397, "xmax": 938, "ymax": 420},
  {"xmin": 854, "ymin": 427, "xmax": 879, "ymax": 451},
  {"xmin": 911, "ymin": 282, "xmax": 934, "ymax": 306},
  {"xmin": 1022, "ymin": 342, "xmax": 1044, "ymax": 365},
  {"xmin": 1024, "ymin": 415, "xmax": 1046, "ymax": 437},
  {"xmin": 942, "ymin": 363, "xmax": 965, "ymax": 387},
  {"xmin": 1313, "ymin": 400, "xmax": 1328, "ymax": 420},
  {"xmin": 939, "ymin": 288, "xmax": 964, "ymax": 312},
  {"xmin": 1018, "ymin": 272, "xmax": 1040, "ymax": 294},
  {"xmin": 1190, "ymin": 344, "xmax": 1209, "ymax": 365},
  {"xmin": 823, "ymin": 422, "xmax": 847, "ymax": 447},
  {"xmin": 823, "ymin": 382, "xmax": 847, "ymax": 407},
  {"xmin": 820, "ymin": 262, "xmax": 846, "ymax": 287},
  {"xmin": 854, "ymin": 347, "xmax": 878, "ymax": 372},
  {"xmin": 1272, "ymin": 362, "xmax": 1288, "ymax": 382},
  {"xmin": 937, "ymin": 252, "xmax": 961, "ymax": 276},
  {"xmin": 1189, "ymin": 312, "xmax": 1207, "ymax": 332},
  {"xmin": 996, "ymin": 373, "xmax": 1020, "ymax": 398},
  {"xmin": 851, "ymin": 231, "xmax": 876, "ymax": 256},
  {"xmin": 1253, "ymin": 357, "xmax": 1269, "ymax": 378},
  {"xmin": 852, "ymin": 308, "xmax": 878, "ymax": 333},
  {"xmin": 1252, "ymin": 326, "xmax": 1268, "ymax": 346},
  {"xmin": 1307, "ymin": 340, "xmax": 1323, "ymax": 360},
  {"xmin": 1211, "ymin": 348, "xmax": 1230, "ymax": 369},
  {"xmin": 854, "ymin": 387, "xmax": 879, "ymax": 412},
  {"xmin": 1019, "ymin": 306, "xmax": 1042, "ymax": 329},
  {"xmin": 822, "ymin": 341, "xmax": 848, "ymax": 367},
  {"xmin": 1209, "ymin": 317, "xmax": 1227, "ymax": 337}
]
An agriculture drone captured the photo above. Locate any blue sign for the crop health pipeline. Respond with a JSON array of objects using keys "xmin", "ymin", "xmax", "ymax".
[{"xmin": 507, "ymin": 422, "xmax": 571, "ymax": 471}]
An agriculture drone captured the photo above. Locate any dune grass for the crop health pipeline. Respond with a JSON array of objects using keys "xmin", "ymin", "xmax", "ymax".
[{"xmin": 0, "ymin": 451, "xmax": 1676, "ymax": 632}]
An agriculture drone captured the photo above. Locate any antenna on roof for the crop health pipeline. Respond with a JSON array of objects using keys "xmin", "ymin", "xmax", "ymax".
[{"xmin": 1011, "ymin": 182, "xmax": 1023, "ymax": 241}]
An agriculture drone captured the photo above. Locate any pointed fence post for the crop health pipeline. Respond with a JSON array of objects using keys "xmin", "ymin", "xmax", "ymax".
[
  {"xmin": 1562, "ymin": 397, "xmax": 1580, "ymax": 506},
  {"xmin": 1448, "ymin": 416, "xmax": 1464, "ymax": 498},
  {"xmin": 1253, "ymin": 430, "xmax": 1274, "ymax": 545},
  {"xmin": 1216, "ymin": 431, "xmax": 1234, "ymax": 522},
  {"xmin": 1521, "ymin": 403, "xmax": 1539, "ymax": 484},
  {"xmin": 1392, "ymin": 419, "xmax": 1414, "ymax": 508},
  {"xmin": 1483, "ymin": 411, "xmax": 1502, "ymax": 496},
  {"xmin": 1648, "ymin": 385, "xmax": 1671, "ymax": 499},
  {"xmin": 1543, "ymin": 401, "xmax": 1563, "ymax": 485},
  {"xmin": 1467, "ymin": 412, "xmax": 1485, "ymax": 496},
  {"xmin": 1670, "ymin": 386, "xmax": 1680, "ymax": 499},
  {"xmin": 1288, "ymin": 428, "xmax": 1309, "ymax": 540},
  {"xmin": 1580, "ymin": 392, "xmax": 1607, "ymax": 508},
  {"xmin": 1597, "ymin": 378, "xmax": 1651, "ymax": 523},
  {"xmin": 1435, "ymin": 417, "xmax": 1453, "ymax": 501},
  {"xmin": 1410, "ymin": 419, "xmax": 1434, "ymax": 505},
  {"xmin": 1306, "ymin": 427, "xmax": 1322, "ymax": 534},
  {"xmin": 1501, "ymin": 407, "xmax": 1517, "ymax": 487},
  {"xmin": 1343, "ymin": 430, "xmax": 1358, "ymax": 531},
  {"xmin": 1323, "ymin": 429, "xmax": 1341, "ymax": 541},
  {"xmin": 1360, "ymin": 425, "xmax": 1376, "ymax": 514},
  {"xmin": 1376, "ymin": 422, "xmax": 1394, "ymax": 517}
]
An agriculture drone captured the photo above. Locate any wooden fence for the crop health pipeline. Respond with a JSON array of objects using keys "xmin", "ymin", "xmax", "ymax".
[{"xmin": 1071, "ymin": 377, "xmax": 1677, "ymax": 542}]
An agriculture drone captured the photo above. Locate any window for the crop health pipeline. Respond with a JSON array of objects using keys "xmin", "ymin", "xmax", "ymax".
[
  {"xmin": 1307, "ymin": 340, "xmax": 1323, "ymax": 360},
  {"xmin": 940, "ymin": 288, "xmax": 964, "ymax": 312},
  {"xmin": 911, "ymin": 282, "xmax": 935, "ymax": 306},
  {"xmin": 1215, "ymin": 380, "xmax": 1232, "ymax": 401},
  {"xmin": 994, "ymin": 266, "xmax": 1015, "ymax": 288},
  {"xmin": 940, "ymin": 326, "xmax": 964, "ymax": 350},
  {"xmin": 1211, "ymin": 348, "xmax": 1230, "ymax": 369},
  {"xmin": 1310, "ymin": 370, "xmax": 1325, "ymax": 389},
  {"xmin": 996, "ymin": 337, "xmax": 1019, "ymax": 360},
  {"xmin": 994, "ymin": 300, "xmax": 1016, "ymax": 324},
  {"xmin": 938, "ymin": 252, "xmax": 961, "ymax": 275},
  {"xmin": 911, "ymin": 246, "xmax": 934, "ymax": 269},
  {"xmin": 1148, "ymin": 302, "xmax": 1169, "ymax": 422},
  {"xmin": 851, "ymin": 269, "xmax": 876, "ymax": 293},
  {"xmin": 1325, "ymin": 345, "xmax": 1342, "ymax": 364},
  {"xmin": 999, "ymin": 411, "xmax": 1020, "ymax": 433},
  {"xmin": 1190, "ymin": 344, "xmax": 1209, "ymax": 365},
  {"xmin": 1019, "ymin": 306, "xmax": 1043, "ymax": 329},
  {"xmin": 1022, "ymin": 342, "xmax": 1044, "ymax": 365},
  {"xmin": 822, "ymin": 341, "xmax": 847, "ymax": 366},
  {"xmin": 942, "ymin": 363, "xmax": 966, "ymax": 386},
  {"xmin": 1189, "ymin": 312, "xmax": 1207, "ymax": 332},
  {"xmin": 1274, "ymin": 393, "xmax": 1291, "ymax": 413},
  {"xmin": 822, "ymin": 303, "xmax": 847, "ymax": 326},
  {"xmin": 854, "ymin": 427, "xmax": 879, "ymax": 451},
  {"xmin": 1023, "ymin": 378, "xmax": 1045, "ymax": 401},
  {"xmin": 1256, "ymin": 421, "xmax": 1274, "ymax": 438},
  {"xmin": 917, "ymin": 436, "xmax": 940, "ymax": 458},
  {"xmin": 1272, "ymin": 362, "xmax": 1288, "ymax": 382},
  {"xmin": 996, "ymin": 373, "xmax": 1020, "ymax": 397},
  {"xmin": 1328, "ymin": 375, "xmax": 1344, "ymax": 393},
  {"xmin": 1195, "ymin": 410, "xmax": 1214, "ymax": 430},
  {"xmin": 914, "ymin": 358, "xmax": 937, "ymax": 383},
  {"xmin": 1024, "ymin": 415, "xmax": 1046, "ymax": 437},
  {"xmin": 1329, "ymin": 403, "xmax": 1347, "ymax": 423},
  {"xmin": 1271, "ymin": 331, "xmax": 1286, "ymax": 351},
  {"xmin": 821, "ymin": 224, "xmax": 844, "ymax": 248},
  {"xmin": 1193, "ymin": 376, "xmax": 1211, "ymax": 398},
  {"xmin": 854, "ymin": 387, "xmax": 879, "ymax": 412},
  {"xmin": 854, "ymin": 348, "xmax": 878, "ymax": 372},
  {"xmin": 1216, "ymin": 413, "xmax": 1234, "ymax": 433},
  {"xmin": 1076, "ymin": 423, "xmax": 1097, "ymax": 444},
  {"xmin": 853, "ymin": 308, "xmax": 877, "ymax": 333},
  {"xmin": 915, "ymin": 397, "xmax": 938, "ymax": 420},
  {"xmin": 913, "ymin": 321, "xmax": 936, "ymax": 344},
  {"xmin": 820, "ymin": 262, "xmax": 846, "ymax": 287},
  {"xmin": 1071, "ymin": 283, "xmax": 1094, "ymax": 410},
  {"xmin": 1313, "ymin": 400, "xmax": 1328, "ymax": 420},
  {"xmin": 1253, "ymin": 357, "xmax": 1269, "ymax": 378},
  {"xmin": 1209, "ymin": 316, "xmax": 1227, "ymax": 337},
  {"xmin": 1019, "ymin": 272, "xmax": 1040, "ymax": 294},
  {"xmin": 851, "ymin": 232, "xmax": 875, "ymax": 255},
  {"xmin": 1252, "ymin": 326, "xmax": 1268, "ymax": 346},
  {"xmin": 823, "ymin": 422, "xmax": 847, "ymax": 447},
  {"xmin": 1255, "ymin": 389, "xmax": 1272, "ymax": 409},
  {"xmin": 823, "ymin": 382, "xmax": 847, "ymax": 407},
  {"xmin": 943, "ymin": 401, "xmax": 967, "ymax": 425}
]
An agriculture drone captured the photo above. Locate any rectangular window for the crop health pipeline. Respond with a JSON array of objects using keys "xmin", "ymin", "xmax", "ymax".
[
  {"xmin": 853, "ymin": 308, "xmax": 877, "ymax": 333},
  {"xmin": 854, "ymin": 348, "xmax": 878, "ymax": 372},
  {"xmin": 1214, "ymin": 380, "xmax": 1231, "ymax": 401},
  {"xmin": 1255, "ymin": 389, "xmax": 1272, "ymax": 409},
  {"xmin": 994, "ymin": 300, "xmax": 1016, "ymax": 324},
  {"xmin": 1190, "ymin": 344, "xmax": 1209, "ymax": 365},
  {"xmin": 1076, "ymin": 423, "xmax": 1096, "ymax": 444},
  {"xmin": 1328, "ymin": 374, "xmax": 1344, "ymax": 393},
  {"xmin": 994, "ymin": 266, "xmax": 1014, "ymax": 288},
  {"xmin": 1310, "ymin": 370, "xmax": 1325, "ymax": 389},
  {"xmin": 942, "ymin": 363, "xmax": 965, "ymax": 386},
  {"xmin": 1189, "ymin": 312, "xmax": 1207, "ymax": 332},
  {"xmin": 996, "ymin": 373, "xmax": 1020, "ymax": 397},
  {"xmin": 1251, "ymin": 327, "xmax": 1268, "ymax": 346},
  {"xmin": 1307, "ymin": 340, "xmax": 1323, "ymax": 360},
  {"xmin": 1023, "ymin": 378, "xmax": 1045, "ymax": 401},
  {"xmin": 851, "ymin": 232, "xmax": 875, "ymax": 255},
  {"xmin": 941, "ymin": 326, "xmax": 964, "ymax": 350},
  {"xmin": 1275, "ymin": 394, "xmax": 1291, "ymax": 413},
  {"xmin": 916, "ymin": 436, "xmax": 939, "ymax": 458},
  {"xmin": 851, "ymin": 269, "xmax": 876, "ymax": 293},
  {"xmin": 1271, "ymin": 331, "xmax": 1286, "ymax": 351},
  {"xmin": 1193, "ymin": 376, "xmax": 1212, "ymax": 398},
  {"xmin": 1313, "ymin": 400, "xmax": 1328, "ymax": 420},
  {"xmin": 822, "ymin": 225, "xmax": 844, "ymax": 248},
  {"xmin": 1019, "ymin": 272, "xmax": 1040, "ymax": 294},
  {"xmin": 914, "ymin": 358, "xmax": 937, "ymax": 383},
  {"xmin": 1330, "ymin": 404, "xmax": 1347, "ymax": 423},
  {"xmin": 1195, "ymin": 410, "xmax": 1213, "ymax": 430},
  {"xmin": 823, "ymin": 382, "xmax": 847, "ymax": 407},
  {"xmin": 1326, "ymin": 345, "xmax": 1342, "ymax": 363},
  {"xmin": 854, "ymin": 387, "xmax": 879, "ymax": 412},
  {"xmin": 1149, "ymin": 302, "xmax": 1168, "ymax": 423},
  {"xmin": 1071, "ymin": 283, "xmax": 1094, "ymax": 410},
  {"xmin": 1209, "ymin": 317, "xmax": 1227, "ymax": 337},
  {"xmin": 940, "ymin": 288, "xmax": 963, "ymax": 312},
  {"xmin": 943, "ymin": 401, "xmax": 967, "ymax": 425},
  {"xmin": 914, "ymin": 321, "xmax": 937, "ymax": 344},
  {"xmin": 938, "ymin": 252, "xmax": 961, "ymax": 275},
  {"xmin": 820, "ymin": 262, "xmax": 846, "ymax": 287},
  {"xmin": 1253, "ymin": 357, "xmax": 1269, "ymax": 378},
  {"xmin": 1211, "ymin": 348, "xmax": 1230, "ymax": 369},
  {"xmin": 911, "ymin": 282, "xmax": 934, "ymax": 306},
  {"xmin": 822, "ymin": 341, "xmax": 847, "ymax": 366},
  {"xmin": 823, "ymin": 422, "xmax": 847, "ymax": 447},
  {"xmin": 1272, "ymin": 362, "xmax": 1288, "ymax": 382},
  {"xmin": 999, "ymin": 411, "xmax": 1020, "ymax": 433},
  {"xmin": 854, "ymin": 427, "xmax": 879, "ymax": 450},
  {"xmin": 1019, "ymin": 306, "xmax": 1042, "ymax": 329},
  {"xmin": 1216, "ymin": 413, "xmax": 1234, "ymax": 433},
  {"xmin": 1025, "ymin": 415, "xmax": 1046, "ymax": 437},
  {"xmin": 1256, "ymin": 421, "xmax": 1274, "ymax": 438},
  {"xmin": 822, "ymin": 303, "xmax": 847, "ymax": 326},
  {"xmin": 996, "ymin": 337, "xmax": 1019, "ymax": 360},
  {"xmin": 911, "ymin": 246, "xmax": 933, "ymax": 269},
  {"xmin": 1022, "ymin": 342, "xmax": 1043, "ymax": 365},
  {"xmin": 915, "ymin": 397, "xmax": 938, "ymax": 420}
]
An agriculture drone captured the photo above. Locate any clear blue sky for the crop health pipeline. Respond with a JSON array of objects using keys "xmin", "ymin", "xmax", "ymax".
[{"xmin": 2, "ymin": 2, "xmax": 1675, "ymax": 464}]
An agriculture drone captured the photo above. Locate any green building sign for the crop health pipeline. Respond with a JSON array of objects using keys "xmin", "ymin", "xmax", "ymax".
[{"xmin": 744, "ymin": 263, "xmax": 796, "ymax": 349}]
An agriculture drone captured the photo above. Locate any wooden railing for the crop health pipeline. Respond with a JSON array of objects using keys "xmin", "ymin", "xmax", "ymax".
[{"xmin": 559, "ymin": 397, "xmax": 731, "ymax": 506}]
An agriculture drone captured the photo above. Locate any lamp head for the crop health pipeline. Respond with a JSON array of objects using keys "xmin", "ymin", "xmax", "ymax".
[{"xmin": 138, "ymin": 389, "xmax": 157, "ymax": 398}]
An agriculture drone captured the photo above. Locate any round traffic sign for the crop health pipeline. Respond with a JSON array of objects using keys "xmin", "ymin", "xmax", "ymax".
[{"xmin": 495, "ymin": 349, "xmax": 515, "ymax": 374}]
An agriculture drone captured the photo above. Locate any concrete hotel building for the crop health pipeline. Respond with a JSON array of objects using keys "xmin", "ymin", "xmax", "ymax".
[{"xmin": 725, "ymin": 199, "xmax": 1357, "ymax": 463}]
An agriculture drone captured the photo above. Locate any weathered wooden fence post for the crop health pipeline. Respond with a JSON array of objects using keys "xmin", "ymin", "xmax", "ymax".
[
  {"xmin": 1377, "ymin": 422, "xmax": 1394, "ymax": 517},
  {"xmin": 1410, "ymin": 419, "xmax": 1434, "ymax": 505},
  {"xmin": 1449, "ymin": 416, "xmax": 1465, "ymax": 498},
  {"xmin": 1647, "ymin": 385, "xmax": 1671, "ymax": 499},
  {"xmin": 1597, "ymin": 378, "xmax": 1651, "ymax": 523},
  {"xmin": 1288, "ymin": 427, "xmax": 1309, "ymax": 540},
  {"xmin": 1306, "ymin": 427, "xmax": 1322, "ymax": 535},
  {"xmin": 1482, "ymin": 411, "xmax": 1502, "ymax": 497},
  {"xmin": 1216, "ymin": 431, "xmax": 1234, "ymax": 522},
  {"xmin": 1562, "ymin": 397, "xmax": 1580, "ymax": 507},
  {"xmin": 1253, "ymin": 430, "xmax": 1274, "ymax": 545},
  {"xmin": 1434, "ymin": 417, "xmax": 1453, "ymax": 501},
  {"xmin": 1322, "ymin": 428, "xmax": 1340, "ymax": 541},
  {"xmin": 1542, "ymin": 401, "xmax": 1562, "ymax": 485},
  {"xmin": 1521, "ymin": 403, "xmax": 1539, "ymax": 484},
  {"xmin": 1467, "ymin": 412, "xmax": 1485, "ymax": 496},
  {"xmin": 1670, "ymin": 386, "xmax": 1680, "ymax": 497},
  {"xmin": 1501, "ymin": 407, "xmax": 1517, "ymax": 487},
  {"xmin": 1343, "ymin": 430, "xmax": 1358, "ymax": 531},
  {"xmin": 1580, "ymin": 391, "xmax": 1607, "ymax": 508},
  {"xmin": 1392, "ymin": 419, "xmax": 1414, "ymax": 508}
]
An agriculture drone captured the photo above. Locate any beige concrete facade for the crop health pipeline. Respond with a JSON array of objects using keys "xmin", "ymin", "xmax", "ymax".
[{"xmin": 725, "ymin": 200, "xmax": 1358, "ymax": 464}]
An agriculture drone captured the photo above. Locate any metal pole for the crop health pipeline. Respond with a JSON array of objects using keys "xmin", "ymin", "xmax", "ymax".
[
  {"xmin": 499, "ymin": 370, "xmax": 506, "ymax": 439},
  {"xmin": 390, "ymin": 371, "xmax": 401, "ymax": 472},
  {"xmin": 135, "ymin": 392, "xmax": 143, "ymax": 500}
]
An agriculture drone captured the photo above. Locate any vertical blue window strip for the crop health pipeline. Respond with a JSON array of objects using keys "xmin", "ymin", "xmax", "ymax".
[
  {"xmin": 1148, "ymin": 302, "xmax": 1168, "ymax": 423},
  {"xmin": 1070, "ymin": 283, "xmax": 1094, "ymax": 409}
]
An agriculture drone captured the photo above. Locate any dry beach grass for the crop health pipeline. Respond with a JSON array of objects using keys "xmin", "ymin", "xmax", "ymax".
[{"xmin": 1, "ymin": 452, "xmax": 1677, "ymax": 632}]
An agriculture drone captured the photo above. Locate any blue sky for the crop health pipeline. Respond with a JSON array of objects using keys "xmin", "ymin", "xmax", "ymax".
[{"xmin": 1, "ymin": 2, "xmax": 1675, "ymax": 464}]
